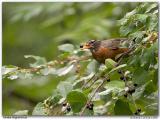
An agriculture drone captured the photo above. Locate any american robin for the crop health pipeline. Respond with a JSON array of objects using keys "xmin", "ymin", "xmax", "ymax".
[{"xmin": 80, "ymin": 38, "xmax": 130, "ymax": 63}]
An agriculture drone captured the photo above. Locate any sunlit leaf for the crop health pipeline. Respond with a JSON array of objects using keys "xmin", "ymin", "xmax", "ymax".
[
  {"xmin": 32, "ymin": 102, "xmax": 47, "ymax": 115},
  {"xmin": 24, "ymin": 55, "xmax": 47, "ymax": 68},
  {"xmin": 58, "ymin": 44, "xmax": 74, "ymax": 53},
  {"xmin": 40, "ymin": 67, "xmax": 56, "ymax": 75},
  {"xmin": 8, "ymin": 75, "xmax": 19, "ymax": 80},
  {"xmin": 105, "ymin": 59, "xmax": 117, "ymax": 69},
  {"xmin": 57, "ymin": 81, "xmax": 73, "ymax": 98},
  {"xmin": 56, "ymin": 64, "xmax": 74, "ymax": 76},
  {"xmin": 134, "ymin": 14, "xmax": 148, "ymax": 23},
  {"xmin": 13, "ymin": 110, "xmax": 28, "ymax": 115},
  {"xmin": 109, "ymin": 64, "xmax": 127, "ymax": 74},
  {"xmin": 99, "ymin": 80, "xmax": 125, "ymax": 96},
  {"xmin": 2, "ymin": 66, "xmax": 18, "ymax": 75}
]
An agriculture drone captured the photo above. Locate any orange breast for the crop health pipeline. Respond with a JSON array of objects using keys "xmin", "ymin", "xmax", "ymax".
[{"xmin": 91, "ymin": 47, "xmax": 129, "ymax": 63}]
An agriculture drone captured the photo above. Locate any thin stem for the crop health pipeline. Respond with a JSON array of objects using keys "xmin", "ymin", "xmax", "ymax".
[
  {"xmin": 86, "ymin": 76, "xmax": 99, "ymax": 89},
  {"xmin": 79, "ymin": 78, "xmax": 107, "ymax": 116},
  {"xmin": 81, "ymin": 73, "xmax": 96, "ymax": 89},
  {"xmin": 117, "ymin": 45, "xmax": 136, "ymax": 66}
]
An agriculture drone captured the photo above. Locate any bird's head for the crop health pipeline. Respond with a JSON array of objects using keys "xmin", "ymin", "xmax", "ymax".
[{"xmin": 80, "ymin": 40, "xmax": 97, "ymax": 50}]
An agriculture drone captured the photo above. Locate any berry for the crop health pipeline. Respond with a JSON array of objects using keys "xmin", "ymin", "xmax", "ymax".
[
  {"xmin": 62, "ymin": 103, "xmax": 67, "ymax": 106},
  {"xmin": 124, "ymin": 94, "xmax": 128, "ymax": 98},
  {"xmin": 120, "ymin": 76, "xmax": 124, "ymax": 80},
  {"xmin": 86, "ymin": 104, "xmax": 90, "ymax": 109},
  {"xmin": 133, "ymin": 39, "xmax": 136, "ymax": 43},
  {"xmin": 66, "ymin": 106, "xmax": 71, "ymax": 112},
  {"xmin": 134, "ymin": 83, "xmax": 138, "ymax": 87},
  {"xmin": 137, "ymin": 108, "xmax": 141, "ymax": 112},
  {"xmin": 89, "ymin": 107, "xmax": 93, "ymax": 110},
  {"xmin": 107, "ymin": 79, "xmax": 110, "ymax": 82},
  {"xmin": 90, "ymin": 103, "xmax": 94, "ymax": 107},
  {"xmin": 128, "ymin": 89, "xmax": 135, "ymax": 94},
  {"xmin": 86, "ymin": 102, "xmax": 94, "ymax": 110},
  {"xmin": 118, "ymin": 70, "xmax": 122, "ymax": 74},
  {"xmin": 134, "ymin": 112, "xmax": 138, "ymax": 115}
]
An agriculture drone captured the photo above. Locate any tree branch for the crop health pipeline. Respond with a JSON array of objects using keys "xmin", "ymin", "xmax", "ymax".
[{"xmin": 79, "ymin": 78, "xmax": 107, "ymax": 116}]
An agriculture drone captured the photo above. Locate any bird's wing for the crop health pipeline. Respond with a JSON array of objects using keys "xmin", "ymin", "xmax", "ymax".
[{"xmin": 101, "ymin": 38, "xmax": 128, "ymax": 50}]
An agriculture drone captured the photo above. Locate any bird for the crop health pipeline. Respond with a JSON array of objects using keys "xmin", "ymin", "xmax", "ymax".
[{"xmin": 80, "ymin": 38, "xmax": 130, "ymax": 64}]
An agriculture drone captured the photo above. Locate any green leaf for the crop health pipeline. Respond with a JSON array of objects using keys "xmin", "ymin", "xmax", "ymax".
[
  {"xmin": 82, "ymin": 109, "xmax": 94, "ymax": 116},
  {"xmin": 73, "ymin": 79, "xmax": 84, "ymax": 89},
  {"xmin": 80, "ymin": 72, "xmax": 95, "ymax": 81},
  {"xmin": 119, "ymin": 25, "xmax": 133, "ymax": 36},
  {"xmin": 40, "ymin": 67, "xmax": 56, "ymax": 75},
  {"xmin": 94, "ymin": 105, "xmax": 107, "ymax": 115},
  {"xmin": 140, "ymin": 43, "xmax": 157, "ymax": 69},
  {"xmin": 32, "ymin": 102, "xmax": 47, "ymax": 115},
  {"xmin": 56, "ymin": 64, "xmax": 74, "ymax": 76},
  {"xmin": 58, "ymin": 52, "xmax": 70, "ymax": 59},
  {"xmin": 132, "ymin": 82, "xmax": 149, "ymax": 100},
  {"xmin": 145, "ymin": 3, "xmax": 158, "ymax": 13},
  {"xmin": 147, "ymin": 14, "xmax": 158, "ymax": 31},
  {"xmin": 58, "ymin": 44, "xmax": 74, "ymax": 53},
  {"xmin": 134, "ymin": 14, "xmax": 148, "ymax": 23},
  {"xmin": 129, "ymin": 31, "xmax": 145, "ymax": 43},
  {"xmin": 87, "ymin": 60, "xmax": 97, "ymax": 74},
  {"xmin": 105, "ymin": 59, "xmax": 116, "ymax": 69},
  {"xmin": 143, "ymin": 91, "xmax": 158, "ymax": 115},
  {"xmin": 24, "ymin": 55, "xmax": 47, "ymax": 68},
  {"xmin": 125, "ymin": 9, "xmax": 136, "ymax": 17},
  {"xmin": 57, "ymin": 81, "xmax": 73, "ymax": 98},
  {"xmin": 67, "ymin": 90, "xmax": 87, "ymax": 113},
  {"xmin": 13, "ymin": 110, "xmax": 28, "ymax": 115},
  {"xmin": 99, "ymin": 80, "xmax": 125, "ymax": 96},
  {"xmin": 8, "ymin": 74, "xmax": 19, "ymax": 80},
  {"xmin": 47, "ymin": 95, "xmax": 62, "ymax": 106},
  {"xmin": 2, "ymin": 66, "xmax": 18, "ymax": 75},
  {"xmin": 132, "ymin": 68, "xmax": 150, "ymax": 85},
  {"xmin": 114, "ymin": 99, "xmax": 132, "ymax": 115},
  {"xmin": 109, "ymin": 64, "xmax": 127, "ymax": 74},
  {"xmin": 105, "ymin": 80, "xmax": 125, "ymax": 90},
  {"xmin": 136, "ymin": 91, "xmax": 158, "ymax": 115}
]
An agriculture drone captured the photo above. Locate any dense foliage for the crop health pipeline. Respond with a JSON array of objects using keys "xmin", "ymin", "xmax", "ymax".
[{"xmin": 3, "ymin": 3, "xmax": 158, "ymax": 116}]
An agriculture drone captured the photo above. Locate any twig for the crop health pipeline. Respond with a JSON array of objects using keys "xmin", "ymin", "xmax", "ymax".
[
  {"xmin": 68, "ymin": 55, "xmax": 91, "ymax": 62},
  {"xmin": 116, "ymin": 45, "xmax": 136, "ymax": 66},
  {"xmin": 82, "ymin": 74, "xmax": 97, "ymax": 89},
  {"xmin": 79, "ymin": 78, "xmax": 107, "ymax": 116},
  {"xmin": 84, "ymin": 76, "xmax": 99, "ymax": 90}
]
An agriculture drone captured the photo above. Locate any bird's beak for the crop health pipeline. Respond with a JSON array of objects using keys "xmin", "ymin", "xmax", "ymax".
[{"xmin": 80, "ymin": 43, "xmax": 92, "ymax": 49}]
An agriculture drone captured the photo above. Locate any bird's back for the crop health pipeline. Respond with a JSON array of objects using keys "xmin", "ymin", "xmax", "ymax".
[{"xmin": 100, "ymin": 38, "xmax": 129, "ymax": 50}]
